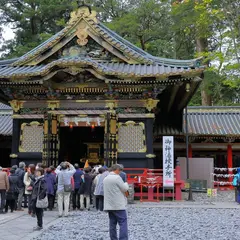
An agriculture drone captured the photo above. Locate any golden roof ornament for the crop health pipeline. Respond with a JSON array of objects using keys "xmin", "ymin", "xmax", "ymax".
[{"xmin": 69, "ymin": 4, "xmax": 98, "ymax": 24}]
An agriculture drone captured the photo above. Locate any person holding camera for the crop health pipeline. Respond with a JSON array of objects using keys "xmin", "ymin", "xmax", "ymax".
[
  {"xmin": 55, "ymin": 162, "xmax": 76, "ymax": 217},
  {"xmin": 103, "ymin": 164, "xmax": 129, "ymax": 240}
]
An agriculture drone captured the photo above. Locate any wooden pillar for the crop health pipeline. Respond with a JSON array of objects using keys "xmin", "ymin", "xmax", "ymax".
[
  {"xmin": 42, "ymin": 113, "xmax": 59, "ymax": 167},
  {"xmin": 104, "ymin": 112, "xmax": 110, "ymax": 167},
  {"xmin": 42, "ymin": 114, "xmax": 49, "ymax": 167},
  {"xmin": 188, "ymin": 144, "xmax": 193, "ymax": 158},
  {"xmin": 51, "ymin": 114, "xmax": 59, "ymax": 167},
  {"xmin": 227, "ymin": 144, "xmax": 233, "ymax": 186},
  {"xmin": 104, "ymin": 112, "xmax": 117, "ymax": 167},
  {"xmin": 175, "ymin": 160, "xmax": 182, "ymax": 200},
  {"xmin": 109, "ymin": 112, "xmax": 117, "ymax": 166},
  {"xmin": 11, "ymin": 119, "xmax": 20, "ymax": 166},
  {"xmin": 146, "ymin": 118, "xmax": 154, "ymax": 169}
]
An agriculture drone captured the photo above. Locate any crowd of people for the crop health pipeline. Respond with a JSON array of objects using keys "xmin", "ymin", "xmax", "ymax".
[{"xmin": 0, "ymin": 162, "xmax": 129, "ymax": 239}]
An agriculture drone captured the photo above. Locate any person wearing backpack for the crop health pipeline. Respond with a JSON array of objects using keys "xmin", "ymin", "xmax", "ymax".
[{"xmin": 233, "ymin": 168, "xmax": 240, "ymax": 204}]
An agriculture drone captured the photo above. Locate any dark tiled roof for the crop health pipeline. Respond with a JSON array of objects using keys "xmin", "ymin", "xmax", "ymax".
[
  {"xmin": 0, "ymin": 57, "xmax": 202, "ymax": 79},
  {"xmin": 0, "ymin": 115, "xmax": 12, "ymax": 136},
  {"xmin": 0, "ymin": 103, "xmax": 12, "ymax": 136},
  {"xmin": 1, "ymin": 106, "xmax": 240, "ymax": 137},
  {"xmin": 0, "ymin": 58, "xmax": 18, "ymax": 66},
  {"xmin": 0, "ymin": 103, "xmax": 11, "ymax": 110},
  {"xmin": 185, "ymin": 107, "xmax": 240, "ymax": 136},
  {"xmin": 155, "ymin": 107, "xmax": 240, "ymax": 137}
]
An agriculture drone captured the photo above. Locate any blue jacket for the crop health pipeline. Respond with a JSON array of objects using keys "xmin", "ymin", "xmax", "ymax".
[
  {"xmin": 120, "ymin": 171, "xmax": 127, "ymax": 183},
  {"xmin": 233, "ymin": 168, "xmax": 240, "ymax": 187},
  {"xmin": 73, "ymin": 169, "xmax": 83, "ymax": 189},
  {"xmin": 15, "ymin": 168, "xmax": 25, "ymax": 189},
  {"xmin": 44, "ymin": 173, "xmax": 56, "ymax": 195}
]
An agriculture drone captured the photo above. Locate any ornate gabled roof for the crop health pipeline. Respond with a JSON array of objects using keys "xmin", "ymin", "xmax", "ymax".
[
  {"xmin": 0, "ymin": 57, "xmax": 203, "ymax": 79},
  {"xmin": 0, "ymin": 6, "xmax": 205, "ymax": 113},
  {"xmin": 8, "ymin": 6, "xmax": 202, "ymax": 68},
  {"xmin": 155, "ymin": 106, "xmax": 240, "ymax": 137}
]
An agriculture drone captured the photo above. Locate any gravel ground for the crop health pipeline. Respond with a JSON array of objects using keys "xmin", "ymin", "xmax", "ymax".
[
  {"xmin": 182, "ymin": 190, "xmax": 235, "ymax": 203},
  {"xmin": 34, "ymin": 206, "xmax": 240, "ymax": 240}
]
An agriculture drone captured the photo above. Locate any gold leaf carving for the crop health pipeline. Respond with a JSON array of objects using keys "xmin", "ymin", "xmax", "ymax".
[
  {"xmin": 76, "ymin": 27, "xmax": 88, "ymax": 46},
  {"xmin": 69, "ymin": 6, "xmax": 98, "ymax": 24},
  {"xmin": 9, "ymin": 100, "xmax": 25, "ymax": 112}
]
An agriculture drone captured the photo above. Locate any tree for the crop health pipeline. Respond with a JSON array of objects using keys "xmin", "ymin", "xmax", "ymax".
[
  {"xmin": 172, "ymin": 0, "xmax": 240, "ymax": 106},
  {"xmin": 0, "ymin": 0, "xmax": 77, "ymax": 58}
]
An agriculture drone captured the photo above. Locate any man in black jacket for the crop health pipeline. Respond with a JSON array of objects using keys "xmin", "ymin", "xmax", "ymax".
[
  {"xmin": 5, "ymin": 169, "xmax": 18, "ymax": 213},
  {"xmin": 15, "ymin": 162, "xmax": 26, "ymax": 211},
  {"xmin": 80, "ymin": 167, "xmax": 93, "ymax": 211}
]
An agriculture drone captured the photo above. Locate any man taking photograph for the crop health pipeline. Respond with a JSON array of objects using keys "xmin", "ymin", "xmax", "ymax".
[{"xmin": 103, "ymin": 164, "xmax": 129, "ymax": 240}]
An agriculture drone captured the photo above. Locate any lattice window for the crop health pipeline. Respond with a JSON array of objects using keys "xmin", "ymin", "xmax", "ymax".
[
  {"xmin": 118, "ymin": 121, "xmax": 146, "ymax": 153},
  {"xmin": 19, "ymin": 122, "xmax": 43, "ymax": 152}
]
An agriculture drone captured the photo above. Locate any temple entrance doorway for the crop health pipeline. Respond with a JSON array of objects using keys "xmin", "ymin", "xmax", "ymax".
[{"xmin": 59, "ymin": 126, "xmax": 104, "ymax": 167}]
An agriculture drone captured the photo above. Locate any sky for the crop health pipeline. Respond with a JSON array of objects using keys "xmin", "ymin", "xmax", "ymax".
[{"xmin": 3, "ymin": 26, "xmax": 15, "ymax": 40}]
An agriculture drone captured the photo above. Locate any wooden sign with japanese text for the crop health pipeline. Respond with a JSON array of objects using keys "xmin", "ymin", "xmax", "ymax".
[{"xmin": 163, "ymin": 136, "xmax": 174, "ymax": 187}]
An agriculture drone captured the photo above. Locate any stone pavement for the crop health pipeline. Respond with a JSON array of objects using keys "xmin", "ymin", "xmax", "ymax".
[
  {"xmin": 0, "ymin": 210, "xmax": 58, "ymax": 240},
  {"xmin": 0, "ymin": 201, "xmax": 239, "ymax": 240}
]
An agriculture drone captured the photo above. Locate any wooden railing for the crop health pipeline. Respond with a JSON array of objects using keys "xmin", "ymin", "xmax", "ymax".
[{"xmin": 125, "ymin": 166, "xmax": 184, "ymax": 201}]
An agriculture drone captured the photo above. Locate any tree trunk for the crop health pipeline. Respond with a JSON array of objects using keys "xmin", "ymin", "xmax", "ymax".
[
  {"xmin": 139, "ymin": 36, "xmax": 145, "ymax": 50},
  {"xmin": 196, "ymin": 38, "xmax": 212, "ymax": 106}
]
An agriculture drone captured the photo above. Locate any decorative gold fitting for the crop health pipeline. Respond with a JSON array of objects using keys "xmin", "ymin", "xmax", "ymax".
[
  {"xmin": 47, "ymin": 101, "xmax": 60, "ymax": 110},
  {"xmin": 10, "ymin": 154, "xmax": 18, "ymax": 159},
  {"xmin": 143, "ymin": 99, "xmax": 159, "ymax": 112},
  {"xmin": 9, "ymin": 100, "xmax": 25, "ymax": 112},
  {"xmin": 145, "ymin": 113, "xmax": 155, "ymax": 118},
  {"xmin": 105, "ymin": 101, "xmax": 118, "ymax": 111},
  {"xmin": 69, "ymin": 6, "xmax": 98, "ymax": 24},
  {"xmin": 146, "ymin": 154, "xmax": 156, "ymax": 158},
  {"xmin": 186, "ymin": 83, "xmax": 191, "ymax": 92}
]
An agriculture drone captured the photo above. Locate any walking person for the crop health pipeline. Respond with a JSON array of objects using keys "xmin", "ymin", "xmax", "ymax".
[
  {"xmin": 79, "ymin": 167, "xmax": 93, "ymax": 211},
  {"xmin": 233, "ymin": 167, "xmax": 240, "ymax": 204},
  {"xmin": 94, "ymin": 167, "xmax": 106, "ymax": 211},
  {"xmin": 31, "ymin": 168, "xmax": 47, "ymax": 231},
  {"xmin": 72, "ymin": 164, "xmax": 83, "ymax": 210},
  {"xmin": 15, "ymin": 162, "xmax": 26, "ymax": 211},
  {"xmin": 5, "ymin": 169, "xmax": 18, "ymax": 213},
  {"xmin": 44, "ymin": 168, "xmax": 56, "ymax": 211},
  {"xmin": 56, "ymin": 162, "xmax": 76, "ymax": 217},
  {"xmin": 24, "ymin": 164, "xmax": 36, "ymax": 215},
  {"xmin": 0, "ymin": 166, "xmax": 9, "ymax": 214},
  {"xmin": 103, "ymin": 164, "xmax": 129, "ymax": 240}
]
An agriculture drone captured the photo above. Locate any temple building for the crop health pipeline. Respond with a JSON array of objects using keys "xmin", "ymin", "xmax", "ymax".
[{"xmin": 0, "ymin": 6, "xmax": 206, "ymax": 168}]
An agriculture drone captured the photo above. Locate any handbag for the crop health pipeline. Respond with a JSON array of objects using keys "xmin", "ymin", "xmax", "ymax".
[
  {"xmin": 27, "ymin": 186, "xmax": 33, "ymax": 191},
  {"xmin": 36, "ymin": 180, "xmax": 48, "ymax": 209},
  {"xmin": 61, "ymin": 173, "xmax": 72, "ymax": 192},
  {"xmin": 64, "ymin": 184, "xmax": 72, "ymax": 192}
]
